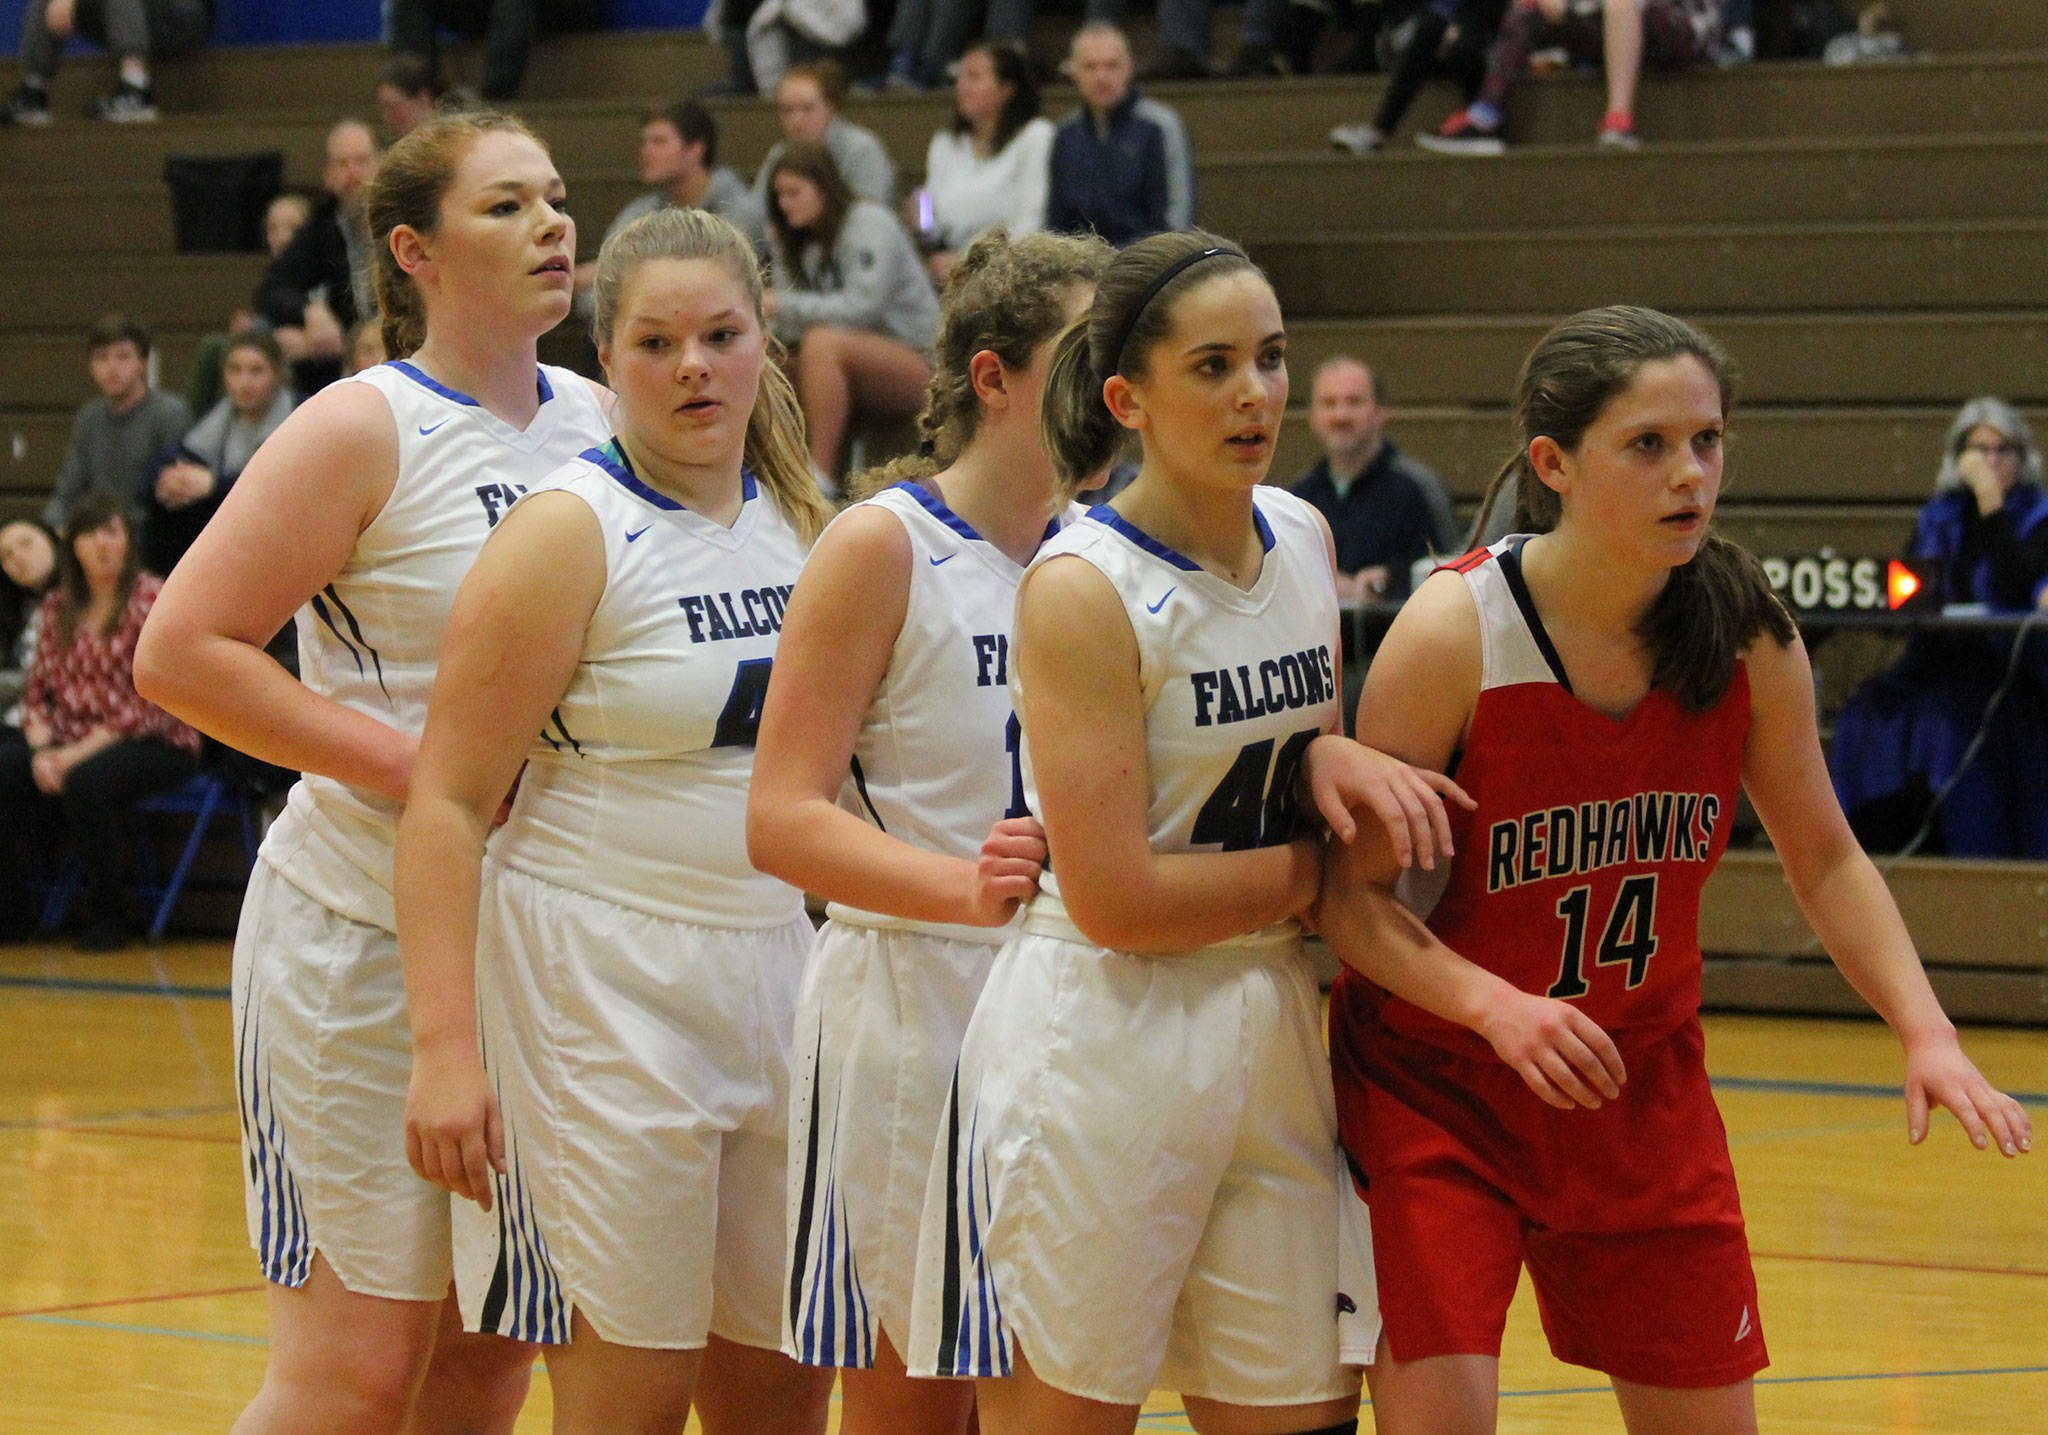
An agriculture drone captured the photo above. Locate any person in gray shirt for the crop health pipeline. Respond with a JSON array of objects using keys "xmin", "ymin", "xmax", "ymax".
[
  {"xmin": 576, "ymin": 100, "xmax": 767, "ymax": 318},
  {"xmin": 764, "ymin": 143, "xmax": 938, "ymax": 485},
  {"xmin": 44, "ymin": 315, "xmax": 191, "ymax": 531},
  {"xmin": 751, "ymin": 60, "xmax": 895, "ymax": 212}
]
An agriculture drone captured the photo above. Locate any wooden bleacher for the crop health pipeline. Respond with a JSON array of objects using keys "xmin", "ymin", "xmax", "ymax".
[{"xmin": 1, "ymin": 3, "xmax": 2043, "ymax": 1013}]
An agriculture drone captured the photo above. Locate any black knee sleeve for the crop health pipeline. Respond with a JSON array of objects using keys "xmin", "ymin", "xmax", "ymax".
[{"xmin": 1292, "ymin": 1422, "xmax": 1359, "ymax": 1435}]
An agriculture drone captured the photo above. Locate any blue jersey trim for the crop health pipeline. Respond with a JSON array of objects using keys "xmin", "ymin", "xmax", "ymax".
[
  {"xmin": 1085, "ymin": 500, "xmax": 1276, "ymax": 570},
  {"xmin": 387, "ymin": 360, "xmax": 555, "ymax": 408},
  {"xmin": 895, "ymin": 480, "xmax": 1061, "ymax": 550},
  {"xmin": 894, "ymin": 480, "xmax": 984, "ymax": 544},
  {"xmin": 584, "ymin": 439, "xmax": 759, "ymax": 512}
]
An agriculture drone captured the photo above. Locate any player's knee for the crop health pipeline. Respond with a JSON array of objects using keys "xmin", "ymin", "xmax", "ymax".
[
  {"xmin": 277, "ymin": 1343, "xmax": 422, "ymax": 1432},
  {"xmin": 422, "ymin": 1335, "xmax": 535, "ymax": 1427}
]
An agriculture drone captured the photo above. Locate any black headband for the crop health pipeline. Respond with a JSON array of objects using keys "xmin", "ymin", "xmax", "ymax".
[{"xmin": 1108, "ymin": 244, "xmax": 1243, "ymax": 377}]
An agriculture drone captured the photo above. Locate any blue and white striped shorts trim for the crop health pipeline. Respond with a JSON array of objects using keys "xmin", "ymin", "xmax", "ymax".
[
  {"xmin": 235, "ymin": 977, "xmax": 314, "ymax": 1289},
  {"xmin": 474, "ymin": 1080, "xmax": 570, "ymax": 1345},
  {"xmin": 928, "ymin": 1072, "xmax": 1010, "ymax": 1379},
  {"xmin": 787, "ymin": 1033, "xmax": 878, "ymax": 1367}
]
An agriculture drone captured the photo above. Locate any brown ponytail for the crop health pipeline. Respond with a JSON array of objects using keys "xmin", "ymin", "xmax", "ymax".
[
  {"xmin": 849, "ymin": 226, "xmax": 1112, "ymax": 500},
  {"xmin": 592, "ymin": 205, "xmax": 834, "ymax": 546},
  {"xmin": 1474, "ymin": 305, "xmax": 1795, "ymax": 712},
  {"xmin": 365, "ymin": 109, "xmax": 538, "ymax": 360},
  {"xmin": 1040, "ymin": 229, "xmax": 1261, "ymax": 499}
]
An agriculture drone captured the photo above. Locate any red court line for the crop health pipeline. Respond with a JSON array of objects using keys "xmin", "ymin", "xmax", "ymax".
[
  {"xmin": 0, "ymin": 1284, "xmax": 266, "ymax": 1321},
  {"xmin": 1753, "ymin": 1249, "xmax": 2048, "ymax": 1279}
]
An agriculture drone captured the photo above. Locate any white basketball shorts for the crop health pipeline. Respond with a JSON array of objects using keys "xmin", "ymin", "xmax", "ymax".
[
  {"xmin": 454, "ymin": 859, "xmax": 814, "ymax": 1351},
  {"xmin": 232, "ymin": 858, "xmax": 456, "ymax": 1302},
  {"xmin": 785, "ymin": 920, "xmax": 998, "ymax": 1367},
  {"xmin": 907, "ymin": 927, "xmax": 1378, "ymax": 1407}
]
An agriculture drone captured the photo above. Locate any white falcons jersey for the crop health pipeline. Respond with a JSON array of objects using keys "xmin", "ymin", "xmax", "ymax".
[
  {"xmin": 261, "ymin": 360, "xmax": 611, "ymax": 930},
  {"xmin": 824, "ymin": 482, "xmax": 1077, "ymax": 945},
  {"xmin": 486, "ymin": 441, "xmax": 808, "ymax": 929},
  {"xmin": 1016, "ymin": 486, "xmax": 1342, "ymax": 939}
]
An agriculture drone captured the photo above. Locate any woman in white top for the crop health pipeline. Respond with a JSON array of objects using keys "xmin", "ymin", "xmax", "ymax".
[
  {"xmin": 922, "ymin": 43, "xmax": 1054, "ymax": 286},
  {"xmin": 901, "ymin": 230, "xmax": 1467, "ymax": 1434},
  {"xmin": 748, "ymin": 226, "xmax": 1110, "ymax": 1435},
  {"xmin": 135, "ymin": 112, "xmax": 613, "ymax": 1435},
  {"xmin": 766, "ymin": 143, "xmax": 941, "ymax": 483},
  {"xmin": 398, "ymin": 206, "xmax": 838, "ymax": 1434}
]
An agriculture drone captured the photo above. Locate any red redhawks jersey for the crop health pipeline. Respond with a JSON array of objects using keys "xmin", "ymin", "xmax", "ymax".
[{"xmin": 1335, "ymin": 538, "xmax": 1751, "ymax": 1060}]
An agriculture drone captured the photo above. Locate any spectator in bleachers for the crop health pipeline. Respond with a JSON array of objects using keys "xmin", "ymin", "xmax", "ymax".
[
  {"xmin": 1421, "ymin": 0, "xmax": 1723, "ymax": 153},
  {"xmin": 0, "ymin": 521, "xmax": 60, "ymax": 721},
  {"xmin": 376, "ymin": 53, "xmax": 442, "ymax": 137},
  {"xmin": 752, "ymin": 62, "xmax": 896, "ymax": 212},
  {"xmin": 182, "ymin": 191, "xmax": 313, "ymax": 419},
  {"xmin": 576, "ymin": 101, "xmax": 766, "ymax": 318},
  {"xmin": 1046, "ymin": 24, "xmax": 1194, "ymax": 246},
  {"xmin": 1, "ymin": 0, "xmax": 211, "ymax": 124},
  {"xmin": 0, "ymin": 494, "xmax": 200, "ymax": 948},
  {"xmin": 143, "ymin": 330, "xmax": 294, "ymax": 576},
  {"xmin": 764, "ymin": 143, "xmax": 939, "ymax": 484},
  {"xmin": 1830, "ymin": 398, "xmax": 2048, "ymax": 859},
  {"xmin": 1289, "ymin": 355, "xmax": 1455, "ymax": 602},
  {"xmin": 255, "ymin": 118, "xmax": 380, "ymax": 390},
  {"xmin": 1330, "ymin": 0, "xmax": 1508, "ymax": 154},
  {"xmin": 386, "ymin": 0, "xmax": 598, "ymax": 101},
  {"xmin": 345, "ymin": 320, "xmax": 388, "ymax": 376},
  {"xmin": 1124, "ymin": 0, "xmax": 1291, "ymax": 79},
  {"xmin": 43, "ymin": 315, "xmax": 192, "ymax": 533},
  {"xmin": 922, "ymin": 42, "xmax": 1054, "ymax": 284}
]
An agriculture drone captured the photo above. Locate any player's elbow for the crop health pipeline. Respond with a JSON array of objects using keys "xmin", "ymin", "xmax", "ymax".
[
  {"xmin": 132, "ymin": 613, "xmax": 189, "ymax": 715},
  {"xmin": 744, "ymin": 789, "xmax": 798, "ymax": 884}
]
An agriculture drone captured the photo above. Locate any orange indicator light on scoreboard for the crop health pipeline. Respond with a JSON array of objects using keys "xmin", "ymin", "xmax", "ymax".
[{"xmin": 1887, "ymin": 560, "xmax": 1922, "ymax": 609}]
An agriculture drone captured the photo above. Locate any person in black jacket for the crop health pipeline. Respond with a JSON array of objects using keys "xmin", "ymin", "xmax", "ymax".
[
  {"xmin": 1044, "ymin": 25, "xmax": 1194, "ymax": 247},
  {"xmin": 254, "ymin": 119, "xmax": 379, "ymax": 394}
]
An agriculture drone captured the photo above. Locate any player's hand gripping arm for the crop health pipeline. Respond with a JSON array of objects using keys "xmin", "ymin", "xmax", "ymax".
[
  {"xmin": 747, "ymin": 506, "xmax": 1044, "ymax": 927},
  {"xmin": 396, "ymin": 493, "xmax": 606, "ymax": 1209},
  {"xmin": 134, "ymin": 383, "xmax": 418, "ymax": 801},
  {"xmin": 1314, "ymin": 573, "xmax": 1627, "ymax": 1109},
  {"xmin": 1012, "ymin": 555, "xmax": 1319, "ymax": 953},
  {"xmin": 1741, "ymin": 632, "xmax": 2031, "ymax": 1156}
]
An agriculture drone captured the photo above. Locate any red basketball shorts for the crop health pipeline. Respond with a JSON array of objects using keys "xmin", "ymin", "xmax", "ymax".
[{"xmin": 1334, "ymin": 1012, "xmax": 1769, "ymax": 1389}]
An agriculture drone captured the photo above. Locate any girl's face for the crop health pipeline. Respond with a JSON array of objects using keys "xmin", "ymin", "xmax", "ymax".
[
  {"xmin": 223, "ymin": 346, "xmax": 283, "ymax": 418},
  {"xmin": 265, "ymin": 195, "xmax": 309, "ymax": 257},
  {"xmin": 955, "ymin": 51, "xmax": 1009, "ymax": 127},
  {"xmin": 408, "ymin": 131, "xmax": 575, "ymax": 338},
  {"xmin": 1540, "ymin": 355, "xmax": 1725, "ymax": 569},
  {"xmin": 776, "ymin": 77, "xmax": 832, "ymax": 144},
  {"xmin": 601, "ymin": 257, "xmax": 766, "ymax": 473},
  {"xmin": 0, "ymin": 523, "xmax": 55, "ymax": 591},
  {"xmin": 73, "ymin": 516, "xmax": 128, "ymax": 591},
  {"xmin": 1960, "ymin": 422, "xmax": 2023, "ymax": 495},
  {"xmin": 772, "ymin": 173, "xmax": 825, "ymax": 231},
  {"xmin": 1111, "ymin": 270, "xmax": 1287, "ymax": 491}
]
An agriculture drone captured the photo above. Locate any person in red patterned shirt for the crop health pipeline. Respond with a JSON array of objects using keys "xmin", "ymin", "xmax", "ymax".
[{"xmin": 1, "ymin": 491, "xmax": 199, "ymax": 949}]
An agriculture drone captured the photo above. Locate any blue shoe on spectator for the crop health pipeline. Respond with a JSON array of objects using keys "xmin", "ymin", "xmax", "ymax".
[
  {"xmin": 91, "ymin": 81, "xmax": 158, "ymax": 123},
  {"xmin": 1, "ymin": 83, "xmax": 51, "ymax": 125}
]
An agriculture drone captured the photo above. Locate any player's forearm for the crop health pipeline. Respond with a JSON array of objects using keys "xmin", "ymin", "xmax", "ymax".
[
  {"xmin": 748, "ymin": 793, "xmax": 987, "ymax": 926},
  {"xmin": 1317, "ymin": 854, "xmax": 1515, "ymax": 1032},
  {"xmin": 394, "ymin": 795, "xmax": 490, "ymax": 1055},
  {"xmin": 135, "ymin": 627, "xmax": 413, "ymax": 801},
  {"xmin": 1062, "ymin": 839, "xmax": 1318, "ymax": 954},
  {"xmin": 1790, "ymin": 846, "xmax": 1954, "ymax": 1045}
]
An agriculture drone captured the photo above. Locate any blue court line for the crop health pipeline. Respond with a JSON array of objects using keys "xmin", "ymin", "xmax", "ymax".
[
  {"xmin": 19, "ymin": 1314, "xmax": 266, "ymax": 1347},
  {"xmin": 0, "ymin": 973, "xmax": 231, "ymax": 999},
  {"xmin": 1711, "ymin": 1074, "xmax": 2048, "ymax": 1106}
]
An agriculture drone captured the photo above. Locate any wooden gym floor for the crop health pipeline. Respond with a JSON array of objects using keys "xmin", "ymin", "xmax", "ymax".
[{"xmin": 3, "ymin": 939, "xmax": 2043, "ymax": 1433}]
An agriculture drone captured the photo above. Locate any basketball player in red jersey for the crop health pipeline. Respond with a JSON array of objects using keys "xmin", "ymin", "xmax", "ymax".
[{"xmin": 1314, "ymin": 306, "xmax": 2031, "ymax": 1434}]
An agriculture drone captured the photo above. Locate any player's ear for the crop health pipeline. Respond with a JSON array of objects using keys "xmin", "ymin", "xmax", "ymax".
[
  {"xmin": 1103, "ymin": 373, "xmax": 1145, "ymax": 432},
  {"xmin": 1528, "ymin": 435, "xmax": 1570, "ymax": 501},
  {"xmin": 390, "ymin": 224, "xmax": 432, "ymax": 280},
  {"xmin": 968, "ymin": 348, "xmax": 1008, "ymax": 409}
]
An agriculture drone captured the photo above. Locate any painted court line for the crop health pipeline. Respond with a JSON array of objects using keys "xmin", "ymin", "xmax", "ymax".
[
  {"xmin": 0, "ymin": 1284, "xmax": 265, "ymax": 1321},
  {"xmin": 1711, "ymin": 1074, "xmax": 2048, "ymax": 1106},
  {"xmin": 1752, "ymin": 1249, "xmax": 2048, "ymax": 1279},
  {"xmin": 0, "ymin": 973, "xmax": 231, "ymax": 999},
  {"xmin": 0, "ymin": 1103, "xmax": 233, "ymax": 1133},
  {"xmin": 18, "ymin": 1314, "xmax": 266, "ymax": 1348}
]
